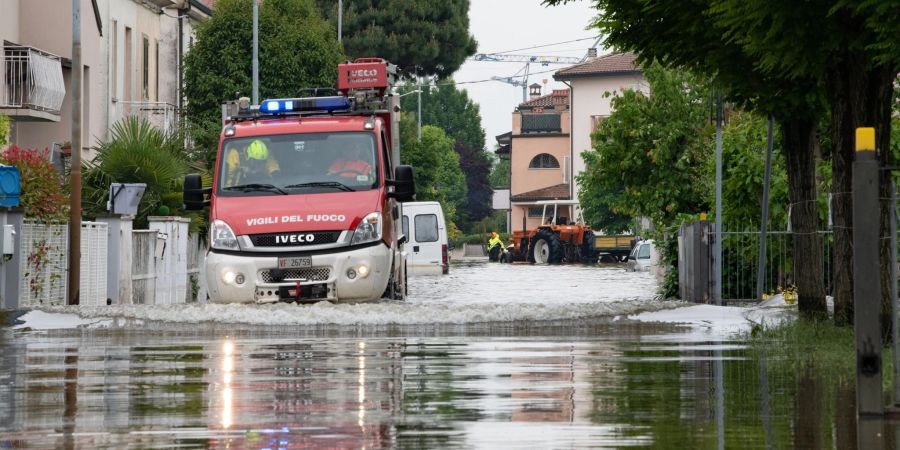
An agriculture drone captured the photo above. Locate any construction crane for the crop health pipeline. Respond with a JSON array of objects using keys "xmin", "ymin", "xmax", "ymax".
[{"xmin": 470, "ymin": 37, "xmax": 603, "ymax": 102}]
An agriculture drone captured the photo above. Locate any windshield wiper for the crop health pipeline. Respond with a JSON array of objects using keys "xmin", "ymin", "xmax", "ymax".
[
  {"xmin": 284, "ymin": 181, "xmax": 354, "ymax": 192},
  {"xmin": 223, "ymin": 183, "xmax": 288, "ymax": 195}
]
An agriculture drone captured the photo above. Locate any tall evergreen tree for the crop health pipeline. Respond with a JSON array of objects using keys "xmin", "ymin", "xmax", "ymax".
[{"xmin": 314, "ymin": 0, "xmax": 478, "ymax": 77}]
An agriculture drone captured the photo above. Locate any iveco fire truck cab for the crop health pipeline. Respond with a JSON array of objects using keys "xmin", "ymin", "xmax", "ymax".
[{"xmin": 184, "ymin": 58, "xmax": 415, "ymax": 303}]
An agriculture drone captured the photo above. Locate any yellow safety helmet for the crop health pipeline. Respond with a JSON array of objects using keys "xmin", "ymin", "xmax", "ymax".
[{"xmin": 246, "ymin": 139, "xmax": 268, "ymax": 160}]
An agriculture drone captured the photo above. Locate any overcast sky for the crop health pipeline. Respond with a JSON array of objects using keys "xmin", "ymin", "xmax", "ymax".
[{"xmin": 454, "ymin": 0, "xmax": 600, "ymax": 151}]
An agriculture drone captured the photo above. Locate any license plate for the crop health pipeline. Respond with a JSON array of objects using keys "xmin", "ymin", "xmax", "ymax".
[{"xmin": 278, "ymin": 256, "xmax": 312, "ymax": 269}]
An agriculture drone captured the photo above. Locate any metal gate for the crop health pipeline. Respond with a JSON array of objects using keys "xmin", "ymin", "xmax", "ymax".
[{"xmin": 131, "ymin": 230, "xmax": 158, "ymax": 305}]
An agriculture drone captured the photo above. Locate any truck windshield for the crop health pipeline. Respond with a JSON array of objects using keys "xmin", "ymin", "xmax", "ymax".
[{"xmin": 218, "ymin": 132, "xmax": 378, "ymax": 196}]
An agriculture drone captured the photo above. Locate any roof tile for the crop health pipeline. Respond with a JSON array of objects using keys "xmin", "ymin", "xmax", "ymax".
[
  {"xmin": 554, "ymin": 52, "xmax": 640, "ymax": 79},
  {"xmin": 511, "ymin": 183, "xmax": 570, "ymax": 202}
]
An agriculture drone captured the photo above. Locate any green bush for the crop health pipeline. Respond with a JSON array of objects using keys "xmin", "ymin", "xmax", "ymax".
[
  {"xmin": 83, "ymin": 117, "xmax": 197, "ymax": 229},
  {"xmin": 0, "ymin": 145, "xmax": 69, "ymax": 221}
]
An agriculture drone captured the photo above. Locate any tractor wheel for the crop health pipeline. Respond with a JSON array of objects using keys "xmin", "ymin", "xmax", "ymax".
[
  {"xmin": 531, "ymin": 229, "xmax": 563, "ymax": 264},
  {"xmin": 581, "ymin": 231, "xmax": 598, "ymax": 264}
]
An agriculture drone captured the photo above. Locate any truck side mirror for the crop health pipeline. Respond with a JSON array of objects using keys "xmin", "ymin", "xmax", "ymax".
[
  {"xmin": 183, "ymin": 173, "xmax": 211, "ymax": 210},
  {"xmin": 389, "ymin": 165, "xmax": 416, "ymax": 202}
]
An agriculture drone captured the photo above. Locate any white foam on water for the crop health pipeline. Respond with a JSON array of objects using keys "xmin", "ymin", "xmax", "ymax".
[
  {"xmin": 18, "ymin": 262, "xmax": 671, "ymax": 327},
  {"xmin": 630, "ymin": 303, "xmax": 796, "ymax": 342}
]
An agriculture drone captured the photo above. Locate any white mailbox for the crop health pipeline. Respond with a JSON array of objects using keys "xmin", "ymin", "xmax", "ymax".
[{"xmin": 2, "ymin": 224, "xmax": 14, "ymax": 256}]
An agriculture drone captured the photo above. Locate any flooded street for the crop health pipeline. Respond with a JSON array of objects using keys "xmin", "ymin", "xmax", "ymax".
[{"xmin": 0, "ymin": 262, "xmax": 893, "ymax": 448}]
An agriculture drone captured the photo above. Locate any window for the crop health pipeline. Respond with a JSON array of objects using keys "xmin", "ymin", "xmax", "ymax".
[
  {"xmin": 529, "ymin": 153, "xmax": 560, "ymax": 169},
  {"xmin": 124, "ymin": 27, "xmax": 132, "ymax": 101},
  {"xmin": 111, "ymin": 20, "xmax": 117, "ymax": 99},
  {"xmin": 402, "ymin": 216, "xmax": 409, "ymax": 241},
  {"xmin": 637, "ymin": 244, "xmax": 651, "ymax": 259},
  {"xmin": 527, "ymin": 207, "xmax": 544, "ymax": 218},
  {"xmin": 590, "ymin": 115, "xmax": 608, "ymax": 132},
  {"xmin": 142, "ymin": 36, "xmax": 149, "ymax": 100},
  {"xmin": 154, "ymin": 40, "xmax": 159, "ymax": 101},
  {"xmin": 414, "ymin": 214, "xmax": 438, "ymax": 243}
]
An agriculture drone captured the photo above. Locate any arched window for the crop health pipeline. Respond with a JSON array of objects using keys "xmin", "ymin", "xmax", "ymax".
[{"xmin": 529, "ymin": 153, "xmax": 560, "ymax": 169}]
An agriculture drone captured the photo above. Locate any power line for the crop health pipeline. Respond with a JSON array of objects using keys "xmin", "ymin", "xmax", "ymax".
[
  {"xmin": 430, "ymin": 66, "xmax": 565, "ymax": 86},
  {"xmin": 482, "ymin": 36, "xmax": 599, "ymax": 56}
]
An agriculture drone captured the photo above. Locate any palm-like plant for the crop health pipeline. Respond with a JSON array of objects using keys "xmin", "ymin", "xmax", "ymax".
[{"xmin": 83, "ymin": 117, "xmax": 191, "ymax": 228}]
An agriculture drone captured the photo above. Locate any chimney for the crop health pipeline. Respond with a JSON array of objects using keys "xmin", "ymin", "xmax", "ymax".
[
  {"xmin": 587, "ymin": 47, "xmax": 598, "ymax": 58},
  {"xmin": 529, "ymin": 83, "xmax": 542, "ymax": 99}
]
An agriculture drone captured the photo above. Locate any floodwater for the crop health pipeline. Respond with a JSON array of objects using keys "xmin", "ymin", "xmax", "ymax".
[{"xmin": 0, "ymin": 261, "xmax": 895, "ymax": 449}]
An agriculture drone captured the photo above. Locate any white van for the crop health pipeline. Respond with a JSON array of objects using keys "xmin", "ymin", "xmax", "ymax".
[
  {"xmin": 401, "ymin": 201, "xmax": 449, "ymax": 275},
  {"xmin": 626, "ymin": 239, "xmax": 659, "ymax": 272}
]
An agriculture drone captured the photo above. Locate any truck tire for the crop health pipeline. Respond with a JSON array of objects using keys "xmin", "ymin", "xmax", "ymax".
[
  {"xmin": 531, "ymin": 229, "xmax": 563, "ymax": 264},
  {"xmin": 384, "ymin": 256, "xmax": 405, "ymax": 300},
  {"xmin": 582, "ymin": 231, "xmax": 598, "ymax": 264}
]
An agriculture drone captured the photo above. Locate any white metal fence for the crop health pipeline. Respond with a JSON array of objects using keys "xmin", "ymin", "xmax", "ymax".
[
  {"xmin": 186, "ymin": 232, "xmax": 206, "ymax": 302},
  {"xmin": 131, "ymin": 230, "xmax": 158, "ymax": 305},
  {"xmin": 18, "ymin": 221, "xmax": 107, "ymax": 307},
  {"xmin": 19, "ymin": 221, "xmax": 67, "ymax": 307},
  {"xmin": 79, "ymin": 222, "xmax": 108, "ymax": 306}
]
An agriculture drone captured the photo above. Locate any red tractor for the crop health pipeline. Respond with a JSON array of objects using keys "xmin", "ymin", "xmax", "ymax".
[{"xmin": 508, "ymin": 200, "xmax": 597, "ymax": 264}]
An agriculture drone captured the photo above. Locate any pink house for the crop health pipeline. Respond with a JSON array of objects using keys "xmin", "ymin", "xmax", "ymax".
[{"xmin": 503, "ymin": 85, "xmax": 573, "ymax": 232}]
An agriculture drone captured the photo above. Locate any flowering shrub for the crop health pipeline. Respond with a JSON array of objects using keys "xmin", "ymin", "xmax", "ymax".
[{"xmin": 0, "ymin": 145, "xmax": 68, "ymax": 221}]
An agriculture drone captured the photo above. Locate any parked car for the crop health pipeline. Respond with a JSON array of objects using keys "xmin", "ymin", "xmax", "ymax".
[
  {"xmin": 626, "ymin": 239, "xmax": 659, "ymax": 272},
  {"xmin": 401, "ymin": 201, "xmax": 449, "ymax": 275}
]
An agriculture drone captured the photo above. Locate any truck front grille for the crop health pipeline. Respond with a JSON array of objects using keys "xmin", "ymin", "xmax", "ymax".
[
  {"xmin": 259, "ymin": 267, "xmax": 331, "ymax": 283},
  {"xmin": 249, "ymin": 231, "xmax": 342, "ymax": 247}
]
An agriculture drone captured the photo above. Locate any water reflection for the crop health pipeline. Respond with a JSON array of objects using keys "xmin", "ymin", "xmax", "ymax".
[{"xmin": 0, "ymin": 327, "xmax": 898, "ymax": 449}]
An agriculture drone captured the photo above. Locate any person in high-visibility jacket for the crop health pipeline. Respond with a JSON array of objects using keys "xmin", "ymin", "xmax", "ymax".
[
  {"xmin": 487, "ymin": 231, "xmax": 504, "ymax": 262},
  {"xmin": 224, "ymin": 139, "xmax": 280, "ymax": 186}
]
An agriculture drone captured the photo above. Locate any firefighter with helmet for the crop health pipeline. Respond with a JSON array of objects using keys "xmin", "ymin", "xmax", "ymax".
[{"xmin": 224, "ymin": 139, "xmax": 280, "ymax": 186}]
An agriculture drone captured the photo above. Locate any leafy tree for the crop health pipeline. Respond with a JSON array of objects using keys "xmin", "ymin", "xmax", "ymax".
[
  {"xmin": 314, "ymin": 0, "xmax": 477, "ymax": 77},
  {"xmin": 399, "ymin": 114, "xmax": 467, "ymax": 227},
  {"xmin": 577, "ymin": 64, "xmax": 711, "ymax": 232},
  {"xmin": 1, "ymin": 146, "xmax": 68, "ymax": 222},
  {"xmin": 0, "ymin": 114, "xmax": 10, "ymax": 146},
  {"xmin": 184, "ymin": 0, "xmax": 343, "ymax": 162},
  {"xmin": 399, "ymin": 81, "xmax": 493, "ymax": 227},
  {"xmin": 82, "ymin": 118, "xmax": 193, "ymax": 229},
  {"xmin": 489, "ymin": 153, "xmax": 510, "ymax": 188},
  {"xmin": 545, "ymin": 0, "xmax": 829, "ymax": 318}
]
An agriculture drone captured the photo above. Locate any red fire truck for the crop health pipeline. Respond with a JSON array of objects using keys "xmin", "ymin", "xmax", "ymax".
[{"xmin": 184, "ymin": 58, "xmax": 415, "ymax": 303}]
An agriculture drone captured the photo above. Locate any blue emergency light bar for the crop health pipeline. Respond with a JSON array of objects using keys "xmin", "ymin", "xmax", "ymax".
[{"xmin": 259, "ymin": 96, "xmax": 352, "ymax": 114}]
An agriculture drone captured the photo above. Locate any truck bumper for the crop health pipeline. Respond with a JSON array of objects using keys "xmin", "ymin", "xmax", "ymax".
[{"xmin": 206, "ymin": 243, "xmax": 393, "ymax": 303}]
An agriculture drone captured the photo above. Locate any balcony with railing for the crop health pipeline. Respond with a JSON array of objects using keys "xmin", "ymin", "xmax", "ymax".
[
  {"xmin": 0, "ymin": 46, "xmax": 65, "ymax": 122},
  {"xmin": 520, "ymin": 113, "xmax": 562, "ymax": 134},
  {"xmin": 112, "ymin": 101, "xmax": 180, "ymax": 135}
]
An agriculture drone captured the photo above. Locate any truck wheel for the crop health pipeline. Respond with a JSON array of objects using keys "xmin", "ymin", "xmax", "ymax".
[
  {"xmin": 531, "ymin": 229, "xmax": 563, "ymax": 264},
  {"xmin": 581, "ymin": 231, "xmax": 598, "ymax": 264}
]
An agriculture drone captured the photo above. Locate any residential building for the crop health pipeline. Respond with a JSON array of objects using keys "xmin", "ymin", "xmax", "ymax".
[
  {"xmin": 553, "ymin": 52, "xmax": 645, "ymax": 213},
  {"xmin": 504, "ymin": 84, "xmax": 572, "ymax": 233},
  {"xmin": 0, "ymin": 0, "xmax": 211, "ymax": 159}
]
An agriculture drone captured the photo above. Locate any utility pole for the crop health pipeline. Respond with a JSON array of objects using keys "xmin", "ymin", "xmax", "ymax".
[
  {"xmin": 417, "ymin": 75, "xmax": 422, "ymax": 142},
  {"xmin": 338, "ymin": 0, "xmax": 342, "ymax": 42},
  {"xmin": 712, "ymin": 92, "xmax": 723, "ymax": 305},
  {"xmin": 756, "ymin": 116, "xmax": 775, "ymax": 301},
  {"xmin": 67, "ymin": 0, "xmax": 82, "ymax": 306},
  {"xmin": 252, "ymin": 0, "xmax": 259, "ymax": 105},
  {"xmin": 852, "ymin": 127, "xmax": 882, "ymax": 418}
]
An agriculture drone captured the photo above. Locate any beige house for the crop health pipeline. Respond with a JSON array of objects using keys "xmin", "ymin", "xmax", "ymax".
[
  {"xmin": 553, "ymin": 53, "xmax": 645, "ymax": 213},
  {"xmin": 504, "ymin": 85, "xmax": 573, "ymax": 232},
  {"xmin": 0, "ymin": 0, "xmax": 210, "ymax": 159}
]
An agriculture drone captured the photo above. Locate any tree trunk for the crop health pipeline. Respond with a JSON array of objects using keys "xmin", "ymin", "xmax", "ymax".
[
  {"xmin": 781, "ymin": 118, "xmax": 827, "ymax": 319},
  {"xmin": 828, "ymin": 50, "xmax": 896, "ymax": 336}
]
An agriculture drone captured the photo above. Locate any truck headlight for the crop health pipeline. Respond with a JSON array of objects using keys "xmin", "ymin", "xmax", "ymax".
[
  {"xmin": 350, "ymin": 212, "xmax": 382, "ymax": 245},
  {"xmin": 211, "ymin": 219, "xmax": 240, "ymax": 250}
]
